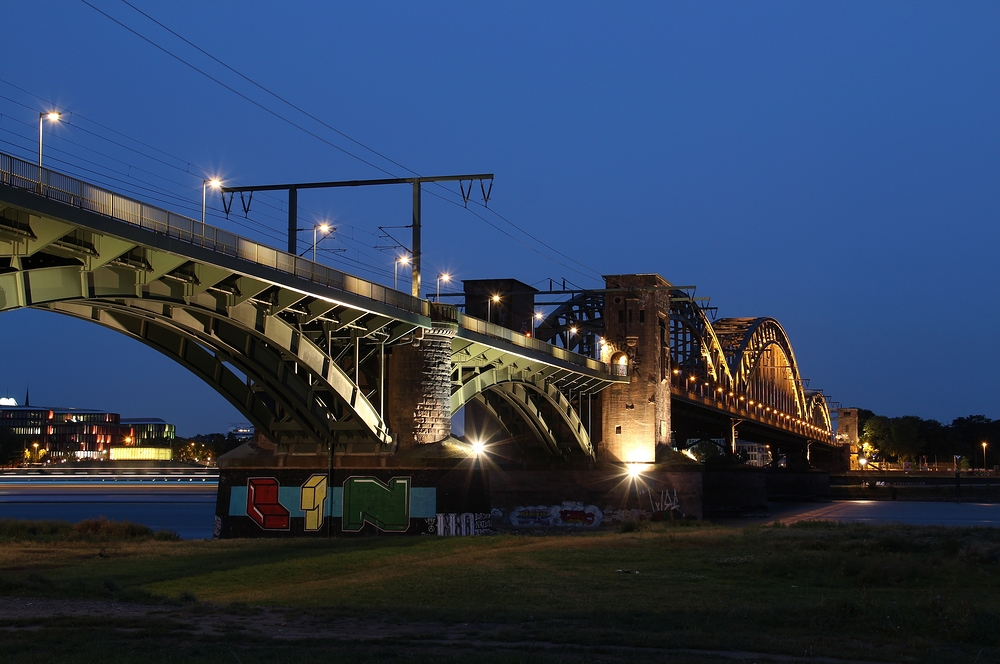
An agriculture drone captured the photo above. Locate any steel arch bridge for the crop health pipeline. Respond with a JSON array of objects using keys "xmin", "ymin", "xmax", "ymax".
[
  {"xmin": 0, "ymin": 152, "xmax": 622, "ymax": 461},
  {"xmin": 534, "ymin": 289, "xmax": 834, "ymax": 449}
]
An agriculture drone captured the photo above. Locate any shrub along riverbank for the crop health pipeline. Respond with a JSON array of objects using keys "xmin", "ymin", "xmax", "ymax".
[{"xmin": 0, "ymin": 519, "xmax": 996, "ymax": 663}]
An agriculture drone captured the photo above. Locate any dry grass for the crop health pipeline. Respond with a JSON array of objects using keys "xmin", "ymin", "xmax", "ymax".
[{"xmin": 0, "ymin": 519, "xmax": 997, "ymax": 662}]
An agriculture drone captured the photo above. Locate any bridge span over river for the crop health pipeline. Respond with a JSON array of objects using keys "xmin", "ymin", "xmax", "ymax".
[{"xmin": 0, "ymin": 152, "xmax": 840, "ymax": 535}]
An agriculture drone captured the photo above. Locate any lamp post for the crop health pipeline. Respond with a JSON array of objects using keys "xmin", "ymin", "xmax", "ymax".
[
  {"xmin": 533, "ymin": 311, "xmax": 543, "ymax": 338},
  {"xmin": 983, "ymin": 442, "xmax": 989, "ymax": 472},
  {"xmin": 38, "ymin": 112, "xmax": 61, "ymax": 170},
  {"xmin": 436, "ymin": 273, "xmax": 450, "ymax": 302},
  {"xmin": 488, "ymin": 294, "xmax": 500, "ymax": 324},
  {"xmin": 202, "ymin": 178, "xmax": 221, "ymax": 225},
  {"xmin": 313, "ymin": 223, "xmax": 332, "ymax": 261},
  {"xmin": 394, "ymin": 255, "xmax": 410, "ymax": 291}
]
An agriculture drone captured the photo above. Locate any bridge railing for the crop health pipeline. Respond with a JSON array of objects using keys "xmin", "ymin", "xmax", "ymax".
[{"xmin": 0, "ymin": 152, "xmax": 428, "ymax": 317}]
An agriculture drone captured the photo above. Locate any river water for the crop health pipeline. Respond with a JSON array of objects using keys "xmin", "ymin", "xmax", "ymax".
[{"xmin": 0, "ymin": 473, "xmax": 217, "ymax": 539}]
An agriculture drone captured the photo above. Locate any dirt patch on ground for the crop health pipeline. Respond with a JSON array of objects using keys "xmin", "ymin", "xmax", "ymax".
[{"xmin": 0, "ymin": 596, "xmax": 900, "ymax": 663}]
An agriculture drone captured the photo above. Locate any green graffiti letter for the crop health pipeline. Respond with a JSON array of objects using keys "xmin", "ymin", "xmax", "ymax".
[{"xmin": 342, "ymin": 476, "xmax": 411, "ymax": 532}]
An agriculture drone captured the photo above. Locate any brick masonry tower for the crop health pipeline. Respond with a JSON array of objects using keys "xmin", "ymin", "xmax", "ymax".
[
  {"xmin": 600, "ymin": 274, "xmax": 671, "ymax": 463},
  {"xmin": 386, "ymin": 305, "xmax": 458, "ymax": 452},
  {"xmin": 836, "ymin": 407, "xmax": 861, "ymax": 469}
]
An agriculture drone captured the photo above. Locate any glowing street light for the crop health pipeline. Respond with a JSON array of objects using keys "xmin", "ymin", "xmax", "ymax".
[
  {"xmin": 202, "ymin": 178, "xmax": 222, "ymax": 225},
  {"xmin": 487, "ymin": 294, "xmax": 500, "ymax": 323},
  {"xmin": 532, "ymin": 311, "xmax": 543, "ymax": 337},
  {"xmin": 436, "ymin": 273, "xmax": 451, "ymax": 301},
  {"xmin": 394, "ymin": 254, "xmax": 410, "ymax": 291},
  {"xmin": 626, "ymin": 463, "xmax": 648, "ymax": 479},
  {"xmin": 983, "ymin": 441, "xmax": 989, "ymax": 472},
  {"xmin": 471, "ymin": 440, "xmax": 486, "ymax": 456},
  {"xmin": 313, "ymin": 222, "xmax": 333, "ymax": 261},
  {"xmin": 38, "ymin": 111, "xmax": 61, "ymax": 170}
]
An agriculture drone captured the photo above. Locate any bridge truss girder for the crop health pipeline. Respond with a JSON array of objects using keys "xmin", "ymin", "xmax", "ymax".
[{"xmin": 0, "ymin": 212, "xmax": 421, "ymax": 453}]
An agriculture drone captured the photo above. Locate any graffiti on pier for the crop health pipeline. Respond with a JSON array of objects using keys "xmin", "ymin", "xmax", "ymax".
[
  {"xmin": 507, "ymin": 502, "xmax": 603, "ymax": 528},
  {"xmin": 300, "ymin": 474, "xmax": 328, "ymax": 532},
  {"xmin": 247, "ymin": 477, "xmax": 290, "ymax": 530},
  {"xmin": 428, "ymin": 512, "xmax": 493, "ymax": 536},
  {"xmin": 342, "ymin": 476, "xmax": 411, "ymax": 532},
  {"xmin": 232, "ymin": 474, "xmax": 430, "ymax": 533}
]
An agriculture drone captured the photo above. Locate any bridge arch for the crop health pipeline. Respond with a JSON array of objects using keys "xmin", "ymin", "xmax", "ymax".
[
  {"xmin": 712, "ymin": 317, "xmax": 808, "ymax": 418},
  {"xmin": 450, "ymin": 367, "xmax": 595, "ymax": 460},
  {"xmin": 0, "ymin": 262, "xmax": 401, "ymax": 453},
  {"xmin": 669, "ymin": 295, "xmax": 733, "ymax": 386}
]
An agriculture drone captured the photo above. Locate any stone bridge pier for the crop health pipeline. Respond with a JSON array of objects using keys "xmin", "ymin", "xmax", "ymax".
[{"xmin": 386, "ymin": 318, "xmax": 459, "ymax": 452}]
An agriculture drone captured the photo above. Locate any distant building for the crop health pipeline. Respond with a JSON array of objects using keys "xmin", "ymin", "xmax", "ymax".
[
  {"xmin": 837, "ymin": 408, "xmax": 861, "ymax": 469},
  {"xmin": 0, "ymin": 402, "xmax": 174, "ymax": 462},
  {"xmin": 736, "ymin": 440, "xmax": 770, "ymax": 467}
]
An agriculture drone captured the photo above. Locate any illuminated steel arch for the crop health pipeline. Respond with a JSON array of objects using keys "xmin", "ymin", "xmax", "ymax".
[
  {"xmin": 533, "ymin": 291, "xmax": 603, "ymax": 357},
  {"xmin": 805, "ymin": 391, "xmax": 832, "ymax": 431},
  {"xmin": 712, "ymin": 317, "xmax": 808, "ymax": 418},
  {"xmin": 669, "ymin": 294, "xmax": 732, "ymax": 387}
]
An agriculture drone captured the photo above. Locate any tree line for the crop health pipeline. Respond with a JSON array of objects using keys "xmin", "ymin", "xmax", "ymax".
[{"xmin": 855, "ymin": 410, "xmax": 998, "ymax": 468}]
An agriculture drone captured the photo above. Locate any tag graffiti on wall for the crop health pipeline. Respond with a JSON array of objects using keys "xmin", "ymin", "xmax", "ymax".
[
  {"xmin": 429, "ymin": 512, "xmax": 493, "ymax": 536},
  {"xmin": 507, "ymin": 502, "xmax": 603, "ymax": 528}
]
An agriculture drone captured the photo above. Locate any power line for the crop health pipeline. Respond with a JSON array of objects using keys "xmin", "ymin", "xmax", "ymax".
[{"xmin": 89, "ymin": 1, "xmax": 602, "ymax": 281}]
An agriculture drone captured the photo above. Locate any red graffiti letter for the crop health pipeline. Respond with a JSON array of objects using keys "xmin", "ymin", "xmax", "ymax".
[{"xmin": 247, "ymin": 478, "xmax": 289, "ymax": 530}]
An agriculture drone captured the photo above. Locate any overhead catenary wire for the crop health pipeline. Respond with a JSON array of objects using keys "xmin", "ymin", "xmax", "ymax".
[
  {"xmin": 6, "ymin": 4, "xmax": 602, "ymax": 285},
  {"xmin": 85, "ymin": 1, "xmax": 602, "ymax": 282}
]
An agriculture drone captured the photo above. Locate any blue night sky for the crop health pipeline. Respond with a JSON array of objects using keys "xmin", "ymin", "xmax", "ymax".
[{"xmin": 0, "ymin": 1, "xmax": 997, "ymax": 435}]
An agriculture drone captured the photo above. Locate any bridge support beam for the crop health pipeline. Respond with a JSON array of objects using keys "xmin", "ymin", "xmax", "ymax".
[{"xmin": 600, "ymin": 274, "xmax": 672, "ymax": 463}]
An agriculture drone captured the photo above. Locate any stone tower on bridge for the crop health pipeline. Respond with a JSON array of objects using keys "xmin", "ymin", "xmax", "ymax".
[{"xmin": 599, "ymin": 274, "xmax": 671, "ymax": 463}]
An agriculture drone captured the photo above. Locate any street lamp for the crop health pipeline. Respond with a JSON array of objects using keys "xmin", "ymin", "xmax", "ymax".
[
  {"xmin": 394, "ymin": 255, "xmax": 410, "ymax": 291},
  {"xmin": 202, "ymin": 178, "xmax": 222, "ymax": 225},
  {"xmin": 313, "ymin": 222, "xmax": 332, "ymax": 261},
  {"xmin": 436, "ymin": 273, "xmax": 450, "ymax": 301},
  {"xmin": 532, "ymin": 311, "xmax": 543, "ymax": 337},
  {"xmin": 488, "ymin": 294, "xmax": 500, "ymax": 324},
  {"xmin": 983, "ymin": 442, "xmax": 989, "ymax": 472},
  {"xmin": 38, "ymin": 111, "xmax": 61, "ymax": 170}
]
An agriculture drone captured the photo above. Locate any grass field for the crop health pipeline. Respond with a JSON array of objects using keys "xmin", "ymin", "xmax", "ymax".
[{"xmin": 0, "ymin": 518, "xmax": 997, "ymax": 663}]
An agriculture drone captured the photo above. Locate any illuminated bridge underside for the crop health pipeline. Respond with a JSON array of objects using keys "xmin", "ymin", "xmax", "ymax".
[
  {"xmin": 0, "ymin": 262, "xmax": 409, "ymax": 453},
  {"xmin": 0, "ymin": 165, "xmax": 621, "ymax": 456},
  {"xmin": 450, "ymin": 335, "xmax": 609, "ymax": 460}
]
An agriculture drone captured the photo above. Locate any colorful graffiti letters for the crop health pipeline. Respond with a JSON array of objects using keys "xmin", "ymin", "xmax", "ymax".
[
  {"xmin": 299, "ymin": 474, "xmax": 328, "ymax": 531},
  {"xmin": 342, "ymin": 476, "xmax": 411, "ymax": 532},
  {"xmin": 247, "ymin": 477, "xmax": 290, "ymax": 530},
  {"xmin": 508, "ymin": 502, "xmax": 603, "ymax": 528},
  {"xmin": 509, "ymin": 505, "xmax": 554, "ymax": 526}
]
